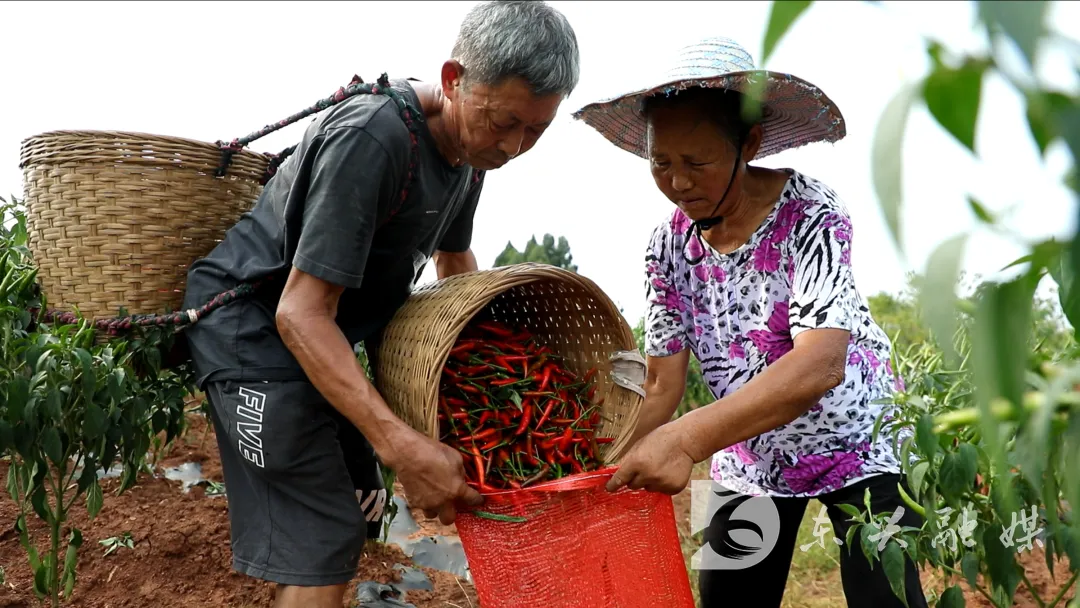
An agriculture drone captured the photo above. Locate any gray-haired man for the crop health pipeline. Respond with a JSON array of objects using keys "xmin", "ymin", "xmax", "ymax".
[{"xmin": 180, "ymin": 2, "xmax": 581, "ymax": 606}]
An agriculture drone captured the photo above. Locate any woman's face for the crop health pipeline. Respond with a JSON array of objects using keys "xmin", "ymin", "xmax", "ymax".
[{"xmin": 645, "ymin": 104, "xmax": 747, "ymax": 221}]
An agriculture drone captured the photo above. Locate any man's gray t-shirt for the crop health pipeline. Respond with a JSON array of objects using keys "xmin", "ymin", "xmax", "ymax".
[{"xmin": 181, "ymin": 79, "xmax": 483, "ymax": 389}]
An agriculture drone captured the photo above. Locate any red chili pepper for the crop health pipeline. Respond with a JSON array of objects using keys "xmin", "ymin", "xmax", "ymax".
[
  {"xmin": 535, "ymin": 399, "xmax": 558, "ymax": 428},
  {"xmin": 450, "ymin": 340, "xmax": 481, "ymax": 355},
  {"xmin": 477, "ymin": 411, "xmax": 494, "ymax": 426},
  {"xmin": 490, "ymin": 378, "xmax": 520, "ymax": 387},
  {"xmin": 494, "ymin": 356, "xmax": 516, "ymax": 373},
  {"xmin": 476, "ymin": 321, "xmax": 515, "ymax": 338},
  {"xmin": 595, "ymin": 437, "xmax": 615, "ymax": 444},
  {"xmin": 451, "ymin": 411, "xmax": 469, "ymax": 420},
  {"xmin": 539, "ymin": 365, "xmax": 552, "ymax": 392},
  {"xmin": 516, "ymin": 401, "xmax": 532, "ymax": 436},
  {"xmin": 525, "ymin": 434, "xmax": 537, "ymax": 465},
  {"xmin": 459, "ymin": 384, "xmax": 482, "ymax": 394},
  {"xmin": 480, "ymin": 437, "xmax": 502, "ymax": 451},
  {"xmin": 558, "ymin": 427, "xmax": 574, "ymax": 452},
  {"xmin": 466, "ymin": 428, "xmax": 499, "ymax": 442}
]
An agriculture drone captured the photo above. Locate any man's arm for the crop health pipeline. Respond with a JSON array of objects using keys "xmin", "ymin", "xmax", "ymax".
[
  {"xmin": 276, "ymin": 267, "xmax": 482, "ymax": 521},
  {"xmin": 275, "ymin": 268, "xmax": 414, "ymax": 468},
  {"xmin": 280, "ymin": 124, "xmax": 481, "ymax": 522},
  {"xmin": 433, "ymin": 249, "xmax": 478, "ymax": 279}
]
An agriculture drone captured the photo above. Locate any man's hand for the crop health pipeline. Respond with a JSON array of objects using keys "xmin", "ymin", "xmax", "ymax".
[
  {"xmin": 605, "ymin": 422, "xmax": 696, "ymax": 495},
  {"xmin": 388, "ymin": 430, "xmax": 484, "ymax": 525}
]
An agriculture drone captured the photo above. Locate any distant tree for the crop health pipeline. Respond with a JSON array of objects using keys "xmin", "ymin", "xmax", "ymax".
[{"xmin": 494, "ymin": 234, "xmax": 578, "ymax": 272}]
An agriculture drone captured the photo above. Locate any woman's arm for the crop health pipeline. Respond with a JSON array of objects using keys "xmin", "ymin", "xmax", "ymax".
[
  {"xmin": 625, "ymin": 351, "xmax": 690, "ymax": 448},
  {"xmin": 606, "ymin": 327, "xmax": 849, "ymax": 494},
  {"xmin": 675, "ymin": 327, "xmax": 849, "ymax": 463}
]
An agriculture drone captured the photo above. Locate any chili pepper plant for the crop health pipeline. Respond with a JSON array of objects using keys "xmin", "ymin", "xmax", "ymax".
[
  {"xmin": 438, "ymin": 319, "xmax": 615, "ymax": 492},
  {"xmin": 0, "ymin": 196, "xmax": 194, "ymax": 606}
]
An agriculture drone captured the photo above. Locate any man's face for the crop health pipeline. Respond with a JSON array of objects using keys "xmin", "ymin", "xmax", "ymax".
[{"xmin": 445, "ymin": 69, "xmax": 564, "ymax": 171}]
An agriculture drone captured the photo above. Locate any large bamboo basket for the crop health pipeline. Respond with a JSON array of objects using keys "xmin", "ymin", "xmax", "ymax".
[
  {"xmin": 18, "ymin": 130, "xmax": 271, "ymax": 320},
  {"xmin": 376, "ymin": 263, "xmax": 643, "ymax": 463}
]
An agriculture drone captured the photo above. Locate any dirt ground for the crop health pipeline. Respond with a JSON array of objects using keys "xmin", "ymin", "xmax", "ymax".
[
  {"xmin": 0, "ymin": 412, "xmax": 477, "ymax": 608},
  {"xmin": 2, "ymin": 408, "xmax": 1077, "ymax": 607}
]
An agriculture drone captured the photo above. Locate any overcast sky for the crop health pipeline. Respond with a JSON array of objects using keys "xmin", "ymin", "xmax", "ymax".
[{"xmin": 1, "ymin": 1, "xmax": 1077, "ymax": 324}]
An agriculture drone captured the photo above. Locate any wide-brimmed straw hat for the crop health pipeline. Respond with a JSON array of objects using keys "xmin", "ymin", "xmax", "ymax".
[{"xmin": 572, "ymin": 36, "xmax": 846, "ymax": 159}]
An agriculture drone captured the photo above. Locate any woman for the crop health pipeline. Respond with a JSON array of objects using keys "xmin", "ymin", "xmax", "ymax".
[{"xmin": 573, "ymin": 37, "xmax": 928, "ymax": 608}]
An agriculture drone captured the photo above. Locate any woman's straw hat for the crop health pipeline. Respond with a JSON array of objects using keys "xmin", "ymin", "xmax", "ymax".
[{"xmin": 572, "ymin": 36, "xmax": 846, "ymax": 159}]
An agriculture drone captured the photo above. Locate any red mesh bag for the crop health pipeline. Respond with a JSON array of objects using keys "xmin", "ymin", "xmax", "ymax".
[{"xmin": 455, "ymin": 466, "xmax": 696, "ymax": 608}]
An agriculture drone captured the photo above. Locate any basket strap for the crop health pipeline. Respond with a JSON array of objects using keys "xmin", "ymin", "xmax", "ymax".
[
  {"xmin": 39, "ymin": 73, "xmax": 485, "ymax": 337},
  {"xmin": 215, "ymin": 73, "xmax": 420, "ymax": 185}
]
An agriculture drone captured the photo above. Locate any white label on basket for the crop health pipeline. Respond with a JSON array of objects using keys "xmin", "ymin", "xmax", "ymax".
[{"xmin": 689, "ymin": 480, "xmax": 780, "ymax": 570}]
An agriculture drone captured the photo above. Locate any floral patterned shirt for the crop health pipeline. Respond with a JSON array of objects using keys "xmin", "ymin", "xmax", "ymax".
[{"xmin": 644, "ymin": 169, "xmax": 908, "ymax": 497}]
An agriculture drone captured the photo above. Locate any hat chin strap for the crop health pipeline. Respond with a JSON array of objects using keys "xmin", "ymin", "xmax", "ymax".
[{"xmin": 683, "ymin": 148, "xmax": 742, "ymax": 265}]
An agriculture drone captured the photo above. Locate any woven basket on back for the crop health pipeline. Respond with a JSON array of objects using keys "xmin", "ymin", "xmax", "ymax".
[
  {"xmin": 18, "ymin": 130, "xmax": 270, "ymax": 320},
  {"xmin": 376, "ymin": 263, "xmax": 643, "ymax": 463}
]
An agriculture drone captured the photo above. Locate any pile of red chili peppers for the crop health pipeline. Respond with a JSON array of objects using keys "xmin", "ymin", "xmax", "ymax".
[{"xmin": 439, "ymin": 319, "xmax": 612, "ymax": 492}]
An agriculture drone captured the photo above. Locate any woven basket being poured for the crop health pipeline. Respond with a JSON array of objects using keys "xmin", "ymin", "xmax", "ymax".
[
  {"xmin": 375, "ymin": 263, "xmax": 644, "ymax": 463},
  {"xmin": 18, "ymin": 130, "xmax": 271, "ymax": 320}
]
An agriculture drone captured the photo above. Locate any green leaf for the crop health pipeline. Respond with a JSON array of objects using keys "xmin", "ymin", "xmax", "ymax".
[
  {"xmin": 978, "ymin": 0, "xmax": 1047, "ymax": 69},
  {"xmin": 1025, "ymin": 91, "xmax": 1074, "ymax": 157},
  {"xmin": 983, "ymin": 522, "xmax": 1020, "ymax": 602},
  {"xmin": 837, "ymin": 503, "xmax": 863, "ymax": 520},
  {"xmin": 62, "ymin": 528, "xmax": 83, "ymax": 599},
  {"xmin": 31, "ymin": 483, "xmax": 51, "ymax": 524},
  {"xmin": 74, "ymin": 348, "xmax": 95, "ymax": 402},
  {"xmin": 908, "ymin": 461, "xmax": 930, "ymax": 500},
  {"xmin": 957, "ymin": 443, "xmax": 978, "ymax": 484},
  {"xmin": 961, "ymin": 551, "xmax": 980, "ymax": 588},
  {"xmin": 83, "ymin": 404, "xmax": 107, "ymax": 440},
  {"xmin": 0, "ymin": 419, "xmax": 12, "ymax": 454},
  {"xmin": 938, "ymin": 454, "xmax": 966, "ymax": 501},
  {"xmin": 971, "ymin": 274, "xmax": 1037, "ymax": 514},
  {"xmin": 916, "ymin": 414, "xmax": 937, "ymax": 460},
  {"xmin": 1047, "ymin": 239, "xmax": 1080, "ymax": 337},
  {"xmin": 922, "ymin": 58, "xmax": 987, "ymax": 152},
  {"xmin": 42, "ymin": 427, "xmax": 63, "ymax": 467},
  {"xmin": 33, "ymin": 563, "xmax": 49, "ymax": 599},
  {"xmin": 967, "ymin": 196, "xmax": 995, "ymax": 225},
  {"xmin": 919, "ymin": 233, "xmax": 969, "ymax": 366},
  {"xmin": 881, "ymin": 540, "xmax": 909, "ymax": 607},
  {"xmin": 87, "ymin": 480, "xmax": 103, "ymax": 519},
  {"xmin": 760, "ymin": 0, "xmax": 813, "ymax": 65},
  {"xmin": 872, "ymin": 82, "xmax": 920, "ymax": 253},
  {"xmin": 939, "ymin": 584, "xmax": 966, "ymax": 608},
  {"xmin": 860, "ymin": 523, "xmax": 880, "ymax": 567}
]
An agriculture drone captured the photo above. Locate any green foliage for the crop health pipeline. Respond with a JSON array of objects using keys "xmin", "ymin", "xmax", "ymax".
[
  {"xmin": 747, "ymin": 2, "xmax": 1080, "ymax": 603},
  {"xmin": 760, "ymin": 0, "xmax": 813, "ymax": 66},
  {"xmin": 1, "ymin": 195, "xmax": 195, "ymax": 606},
  {"xmin": 494, "ymin": 234, "xmax": 578, "ymax": 272}
]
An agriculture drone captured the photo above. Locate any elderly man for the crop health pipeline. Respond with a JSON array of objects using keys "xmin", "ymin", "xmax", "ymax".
[{"xmin": 179, "ymin": 2, "xmax": 580, "ymax": 606}]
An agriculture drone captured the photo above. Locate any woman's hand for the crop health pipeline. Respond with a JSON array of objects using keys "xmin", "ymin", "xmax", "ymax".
[{"xmin": 605, "ymin": 422, "xmax": 696, "ymax": 495}]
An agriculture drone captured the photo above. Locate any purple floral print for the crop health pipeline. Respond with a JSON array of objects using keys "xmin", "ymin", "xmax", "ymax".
[
  {"xmin": 642, "ymin": 170, "xmax": 908, "ymax": 497},
  {"xmin": 781, "ymin": 451, "xmax": 865, "ymax": 494}
]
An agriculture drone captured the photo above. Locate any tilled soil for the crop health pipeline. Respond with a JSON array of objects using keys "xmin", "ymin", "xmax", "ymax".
[{"xmin": 0, "ymin": 412, "xmax": 477, "ymax": 608}]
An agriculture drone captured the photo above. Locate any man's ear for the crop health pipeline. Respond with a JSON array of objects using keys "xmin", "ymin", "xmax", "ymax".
[{"xmin": 441, "ymin": 60, "xmax": 465, "ymax": 101}]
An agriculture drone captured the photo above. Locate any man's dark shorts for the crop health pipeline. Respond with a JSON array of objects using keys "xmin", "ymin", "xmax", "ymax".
[{"xmin": 203, "ymin": 379, "xmax": 387, "ymax": 586}]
